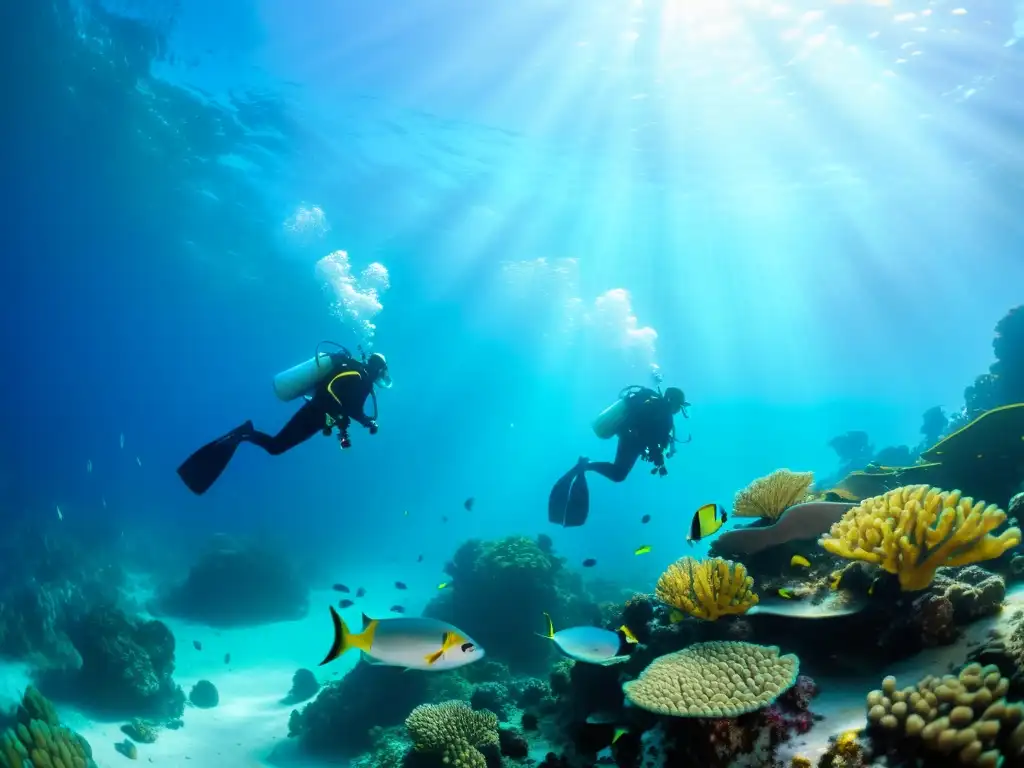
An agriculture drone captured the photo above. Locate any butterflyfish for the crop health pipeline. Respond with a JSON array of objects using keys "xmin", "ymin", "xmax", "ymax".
[
  {"xmin": 538, "ymin": 612, "xmax": 635, "ymax": 666},
  {"xmin": 319, "ymin": 607, "xmax": 483, "ymax": 671},
  {"xmin": 790, "ymin": 555, "xmax": 811, "ymax": 568},
  {"xmin": 687, "ymin": 503, "xmax": 727, "ymax": 544}
]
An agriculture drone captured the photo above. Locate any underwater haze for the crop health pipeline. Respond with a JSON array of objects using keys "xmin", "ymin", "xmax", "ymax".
[{"xmin": 2, "ymin": 0, "xmax": 1024, "ymax": 767}]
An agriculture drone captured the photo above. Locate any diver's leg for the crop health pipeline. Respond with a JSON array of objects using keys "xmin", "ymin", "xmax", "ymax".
[
  {"xmin": 587, "ymin": 436, "xmax": 641, "ymax": 482},
  {"xmin": 245, "ymin": 401, "xmax": 326, "ymax": 455},
  {"xmin": 549, "ymin": 458, "xmax": 591, "ymax": 527}
]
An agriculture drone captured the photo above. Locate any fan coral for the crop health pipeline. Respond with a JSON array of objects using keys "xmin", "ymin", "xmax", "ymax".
[
  {"xmin": 405, "ymin": 700, "xmax": 499, "ymax": 768},
  {"xmin": 0, "ymin": 686, "xmax": 96, "ymax": 768},
  {"xmin": 819, "ymin": 485, "xmax": 1021, "ymax": 591},
  {"xmin": 866, "ymin": 663, "xmax": 1024, "ymax": 766},
  {"xmin": 655, "ymin": 557, "xmax": 759, "ymax": 621},
  {"xmin": 733, "ymin": 470, "xmax": 814, "ymax": 520},
  {"xmin": 622, "ymin": 641, "xmax": 799, "ymax": 717}
]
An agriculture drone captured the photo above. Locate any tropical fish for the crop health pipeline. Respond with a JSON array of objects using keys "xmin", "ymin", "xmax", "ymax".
[
  {"xmin": 417, "ymin": 555, "xmax": 424, "ymax": 563},
  {"xmin": 332, "ymin": 584, "xmax": 351, "ymax": 593},
  {"xmin": 437, "ymin": 582, "xmax": 449, "ymax": 590},
  {"xmin": 634, "ymin": 545, "xmax": 652, "ymax": 556},
  {"xmin": 641, "ymin": 514, "xmax": 651, "ymax": 524},
  {"xmin": 56, "ymin": 505, "xmax": 63, "ymax": 522},
  {"xmin": 390, "ymin": 605, "xmax": 406, "ymax": 614},
  {"xmin": 582, "ymin": 558, "xmax": 597, "ymax": 568},
  {"xmin": 464, "ymin": 497, "xmax": 474, "ymax": 511},
  {"xmin": 395, "ymin": 581, "xmax": 408, "ymax": 590},
  {"xmin": 538, "ymin": 613, "xmax": 634, "ymax": 666},
  {"xmin": 687, "ymin": 503, "xmax": 727, "ymax": 545},
  {"xmin": 613, "ymin": 728, "xmax": 627, "ymax": 744},
  {"xmin": 668, "ymin": 608, "xmax": 685, "ymax": 624},
  {"xmin": 86, "ymin": 460, "xmax": 92, "ymax": 474},
  {"xmin": 339, "ymin": 599, "xmax": 355, "ymax": 609},
  {"xmin": 778, "ymin": 588, "xmax": 795, "ymax": 600},
  {"xmin": 619, "ymin": 625, "xmax": 638, "ymax": 644},
  {"xmin": 791, "ymin": 555, "xmax": 811, "ymax": 569},
  {"xmin": 356, "ymin": 588, "xmax": 366, "ymax": 598},
  {"xmin": 319, "ymin": 607, "xmax": 483, "ymax": 671},
  {"xmin": 193, "ymin": 640, "xmax": 202, "ymax": 651},
  {"xmin": 224, "ymin": 653, "xmax": 231, "ymax": 664}
]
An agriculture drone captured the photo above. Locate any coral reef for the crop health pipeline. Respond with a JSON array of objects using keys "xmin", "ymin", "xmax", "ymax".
[
  {"xmin": 655, "ymin": 557, "xmax": 758, "ymax": 621},
  {"xmin": 820, "ymin": 485, "xmax": 1020, "ymax": 591},
  {"xmin": 405, "ymin": 700, "xmax": 500, "ymax": 768},
  {"xmin": 188, "ymin": 680, "xmax": 218, "ymax": 709},
  {"xmin": 288, "ymin": 663, "xmax": 428, "ymax": 755},
  {"xmin": 968, "ymin": 608, "xmax": 1024, "ymax": 697},
  {"xmin": 991, "ymin": 304, "xmax": 1024, "ymax": 405},
  {"xmin": 44, "ymin": 605, "xmax": 185, "ymax": 718},
  {"xmin": 281, "ymin": 668, "xmax": 319, "ymax": 705},
  {"xmin": 153, "ymin": 541, "xmax": 308, "ymax": 627},
  {"xmin": 733, "ymin": 470, "xmax": 814, "ymax": 520},
  {"xmin": 350, "ymin": 726, "xmax": 409, "ymax": 768},
  {"xmin": 622, "ymin": 641, "xmax": 799, "ymax": 717},
  {"xmin": 119, "ymin": 719, "xmax": 157, "ymax": 743},
  {"xmin": 0, "ymin": 686, "xmax": 96, "ymax": 768},
  {"xmin": 865, "ymin": 663, "xmax": 1024, "ymax": 766},
  {"xmin": 424, "ymin": 535, "xmax": 598, "ymax": 672},
  {"xmin": 469, "ymin": 683, "xmax": 512, "ymax": 720}
]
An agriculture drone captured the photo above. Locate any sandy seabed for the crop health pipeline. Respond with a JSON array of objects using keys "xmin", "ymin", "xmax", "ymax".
[{"xmin": 1, "ymin": 584, "xmax": 1021, "ymax": 768}]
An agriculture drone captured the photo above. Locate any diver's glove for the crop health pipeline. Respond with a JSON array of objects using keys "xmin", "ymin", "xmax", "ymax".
[{"xmin": 368, "ymin": 421, "xmax": 379, "ymax": 435}]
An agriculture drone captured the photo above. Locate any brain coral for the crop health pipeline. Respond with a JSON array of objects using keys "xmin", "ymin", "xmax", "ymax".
[
  {"xmin": 405, "ymin": 700, "xmax": 499, "ymax": 768},
  {"xmin": 622, "ymin": 641, "xmax": 799, "ymax": 717}
]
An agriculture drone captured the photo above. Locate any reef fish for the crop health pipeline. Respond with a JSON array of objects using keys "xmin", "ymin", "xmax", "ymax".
[
  {"xmin": 641, "ymin": 514, "xmax": 651, "ymax": 524},
  {"xmin": 395, "ymin": 581, "xmax": 408, "ymax": 590},
  {"xmin": 332, "ymin": 584, "xmax": 351, "ymax": 593},
  {"xmin": 582, "ymin": 558, "xmax": 597, "ymax": 568},
  {"xmin": 687, "ymin": 503, "xmax": 727, "ymax": 544},
  {"xmin": 634, "ymin": 545, "xmax": 652, "ymax": 556},
  {"xmin": 390, "ymin": 605, "xmax": 406, "ymax": 614},
  {"xmin": 791, "ymin": 555, "xmax": 811, "ymax": 568},
  {"xmin": 193, "ymin": 640, "xmax": 202, "ymax": 651},
  {"xmin": 464, "ymin": 497, "xmax": 474, "ymax": 511},
  {"xmin": 539, "ymin": 613, "xmax": 635, "ymax": 666},
  {"xmin": 339, "ymin": 599, "xmax": 355, "ymax": 609},
  {"xmin": 356, "ymin": 588, "xmax": 366, "ymax": 598},
  {"xmin": 319, "ymin": 607, "xmax": 484, "ymax": 671}
]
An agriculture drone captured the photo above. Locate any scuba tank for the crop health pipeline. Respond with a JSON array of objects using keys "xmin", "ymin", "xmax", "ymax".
[
  {"xmin": 272, "ymin": 341, "xmax": 352, "ymax": 402},
  {"xmin": 591, "ymin": 386, "xmax": 649, "ymax": 439}
]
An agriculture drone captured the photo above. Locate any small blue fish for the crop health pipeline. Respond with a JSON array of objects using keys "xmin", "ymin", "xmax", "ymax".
[{"xmin": 538, "ymin": 613, "xmax": 635, "ymax": 666}]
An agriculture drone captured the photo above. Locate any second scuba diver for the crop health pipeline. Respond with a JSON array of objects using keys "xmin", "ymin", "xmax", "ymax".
[
  {"xmin": 177, "ymin": 344, "xmax": 392, "ymax": 495},
  {"xmin": 548, "ymin": 384, "xmax": 689, "ymax": 527}
]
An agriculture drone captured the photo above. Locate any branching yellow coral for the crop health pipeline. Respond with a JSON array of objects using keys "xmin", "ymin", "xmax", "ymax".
[
  {"xmin": 819, "ymin": 485, "xmax": 1021, "ymax": 592},
  {"xmin": 655, "ymin": 557, "xmax": 759, "ymax": 621},
  {"xmin": 734, "ymin": 469, "xmax": 814, "ymax": 520}
]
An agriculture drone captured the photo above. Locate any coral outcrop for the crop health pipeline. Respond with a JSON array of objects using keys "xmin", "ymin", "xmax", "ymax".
[
  {"xmin": 153, "ymin": 541, "xmax": 308, "ymax": 627},
  {"xmin": 622, "ymin": 641, "xmax": 799, "ymax": 717},
  {"xmin": 424, "ymin": 535, "xmax": 598, "ymax": 671},
  {"xmin": 0, "ymin": 686, "xmax": 96, "ymax": 768},
  {"xmin": 655, "ymin": 558, "xmax": 758, "ymax": 621},
  {"xmin": 405, "ymin": 700, "xmax": 500, "ymax": 768},
  {"xmin": 866, "ymin": 664, "xmax": 1024, "ymax": 766},
  {"xmin": 820, "ymin": 485, "xmax": 1020, "ymax": 591},
  {"xmin": 733, "ymin": 470, "xmax": 814, "ymax": 520}
]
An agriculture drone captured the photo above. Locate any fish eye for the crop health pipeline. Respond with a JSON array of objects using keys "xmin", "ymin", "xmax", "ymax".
[{"xmin": 460, "ymin": 642, "xmax": 475, "ymax": 653}]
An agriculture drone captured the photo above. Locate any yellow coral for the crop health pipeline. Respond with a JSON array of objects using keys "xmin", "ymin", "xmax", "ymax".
[
  {"xmin": 655, "ymin": 557, "xmax": 759, "ymax": 621},
  {"xmin": 622, "ymin": 641, "xmax": 799, "ymax": 717},
  {"xmin": 819, "ymin": 485, "xmax": 1021, "ymax": 592},
  {"xmin": 734, "ymin": 469, "xmax": 814, "ymax": 520},
  {"xmin": 405, "ymin": 700, "xmax": 498, "ymax": 768},
  {"xmin": 0, "ymin": 687, "xmax": 93, "ymax": 768}
]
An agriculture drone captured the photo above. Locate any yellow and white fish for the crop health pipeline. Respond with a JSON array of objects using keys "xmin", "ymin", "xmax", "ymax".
[{"xmin": 319, "ymin": 607, "xmax": 483, "ymax": 671}]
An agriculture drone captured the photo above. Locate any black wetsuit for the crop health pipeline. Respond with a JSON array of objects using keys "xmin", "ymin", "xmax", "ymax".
[
  {"xmin": 588, "ymin": 389, "xmax": 675, "ymax": 481},
  {"xmin": 245, "ymin": 358, "xmax": 376, "ymax": 455}
]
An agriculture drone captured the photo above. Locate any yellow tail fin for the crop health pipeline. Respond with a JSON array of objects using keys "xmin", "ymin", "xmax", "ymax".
[
  {"xmin": 319, "ymin": 606, "xmax": 374, "ymax": 666},
  {"xmin": 535, "ymin": 612, "xmax": 556, "ymax": 640}
]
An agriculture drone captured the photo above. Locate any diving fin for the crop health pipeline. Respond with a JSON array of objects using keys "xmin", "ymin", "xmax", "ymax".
[
  {"xmin": 548, "ymin": 459, "xmax": 590, "ymax": 527},
  {"xmin": 177, "ymin": 421, "xmax": 253, "ymax": 495}
]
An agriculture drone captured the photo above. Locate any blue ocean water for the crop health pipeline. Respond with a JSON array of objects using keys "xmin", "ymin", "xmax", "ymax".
[{"xmin": 2, "ymin": 1, "xmax": 1024, "ymax": 766}]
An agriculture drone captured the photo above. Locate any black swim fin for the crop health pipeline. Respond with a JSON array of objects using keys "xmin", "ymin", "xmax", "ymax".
[
  {"xmin": 177, "ymin": 421, "xmax": 253, "ymax": 495},
  {"xmin": 548, "ymin": 459, "xmax": 591, "ymax": 527}
]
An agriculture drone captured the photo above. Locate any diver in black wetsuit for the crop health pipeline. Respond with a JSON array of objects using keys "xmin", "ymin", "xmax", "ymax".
[
  {"xmin": 177, "ymin": 351, "xmax": 392, "ymax": 495},
  {"xmin": 548, "ymin": 386, "xmax": 689, "ymax": 527}
]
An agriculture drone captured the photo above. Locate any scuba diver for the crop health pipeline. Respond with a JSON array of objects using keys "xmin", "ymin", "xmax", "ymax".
[
  {"xmin": 548, "ymin": 383, "xmax": 689, "ymax": 527},
  {"xmin": 177, "ymin": 344, "xmax": 392, "ymax": 496}
]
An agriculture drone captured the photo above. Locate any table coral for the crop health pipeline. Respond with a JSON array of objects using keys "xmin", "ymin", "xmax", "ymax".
[
  {"xmin": 733, "ymin": 469, "xmax": 814, "ymax": 520},
  {"xmin": 0, "ymin": 686, "xmax": 95, "ymax": 768},
  {"xmin": 622, "ymin": 641, "xmax": 799, "ymax": 717},
  {"xmin": 819, "ymin": 485, "xmax": 1021, "ymax": 591},
  {"xmin": 405, "ymin": 700, "xmax": 499, "ymax": 768},
  {"xmin": 866, "ymin": 663, "xmax": 1024, "ymax": 766},
  {"xmin": 655, "ymin": 557, "xmax": 759, "ymax": 621}
]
